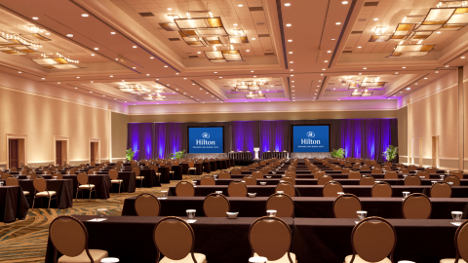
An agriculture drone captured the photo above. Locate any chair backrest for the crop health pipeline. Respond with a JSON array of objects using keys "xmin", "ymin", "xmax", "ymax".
[
  {"xmin": 333, "ymin": 194, "xmax": 362, "ymax": 218},
  {"xmin": 317, "ymin": 174, "xmax": 333, "ymax": 185},
  {"xmin": 314, "ymin": 170, "xmax": 326, "ymax": 179},
  {"xmin": 241, "ymin": 167, "xmax": 250, "ymax": 171},
  {"xmin": 227, "ymin": 181, "xmax": 248, "ymax": 197},
  {"xmin": 77, "ymin": 173, "xmax": 89, "ymax": 186},
  {"xmin": 1, "ymin": 172, "xmax": 10, "ymax": 180},
  {"xmin": 276, "ymin": 182, "xmax": 295, "ymax": 197},
  {"xmin": 404, "ymin": 175, "xmax": 421, "ymax": 186},
  {"xmin": 451, "ymin": 219, "xmax": 468, "ymax": 262},
  {"xmin": 371, "ymin": 182, "xmax": 393, "ymax": 198},
  {"xmin": 323, "ymin": 181, "xmax": 344, "ymax": 197},
  {"xmin": 348, "ymin": 171, "xmax": 361, "ymax": 179},
  {"xmin": 371, "ymin": 169, "xmax": 382, "ymax": 174},
  {"xmin": 266, "ymin": 193, "xmax": 294, "ymax": 217},
  {"xmin": 445, "ymin": 175, "xmax": 461, "ymax": 186},
  {"xmin": 218, "ymin": 171, "xmax": 231, "ymax": 179},
  {"xmin": 252, "ymin": 171, "xmax": 264, "ymax": 179},
  {"xmin": 384, "ymin": 171, "xmax": 398, "ymax": 179},
  {"xmin": 203, "ymin": 193, "xmax": 230, "ymax": 217},
  {"xmin": 200, "ymin": 176, "xmax": 216, "ymax": 185},
  {"xmin": 188, "ymin": 161, "xmax": 195, "ymax": 167},
  {"xmin": 135, "ymin": 193, "xmax": 161, "ymax": 216},
  {"xmin": 33, "ymin": 177, "xmax": 47, "ymax": 192},
  {"xmin": 243, "ymin": 176, "xmax": 257, "ymax": 185},
  {"xmin": 5, "ymin": 176, "xmax": 19, "ymax": 186},
  {"xmin": 249, "ymin": 216, "xmax": 293, "ymax": 262},
  {"xmin": 281, "ymin": 176, "xmax": 296, "ymax": 185},
  {"xmin": 450, "ymin": 171, "xmax": 464, "ymax": 179},
  {"xmin": 153, "ymin": 216, "xmax": 196, "ymax": 262},
  {"xmin": 360, "ymin": 166, "xmax": 370, "ymax": 171},
  {"xmin": 108, "ymin": 169, "xmax": 119, "ymax": 180},
  {"xmin": 425, "ymin": 168, "xmax": 436, "ymax": 173},
  {"xmin": 430, "ymin": 182, "xmax": 452, "ymax": 198},
  {"xmin": 349, "ymin": 217, "xmax": 396, "ymax": 263},
  {"xmin": 132, "ymin": 167, "xmax": 140, "ymax": 177},
  {"xmin": 175, "ymin": 181, "xmax": 195, "ymax": 197},
  {"xmin": 53, "ymin": 172, "xmax": 63, "ymax": 179},
  {"xmin": 231, "ymin": 168, "xmax": 242, "ymax": 175},
  {"xmin": 402, "ymin": 193, "xmax": 432, "ymax": 219},
  {"xmin": 49, "ymin": 216, "xmax": 91, "ymax": 260},
  {"xmin": 359, "ymin": 175, "xmax": 375, "ymax": 186},
  {"xmin": 342, "ymin": 168, "xmax": 351, "ymax": 174},
  {"xmin": 400, "ymin": 168, "xmax": 409, "ymax": 174},
  {"xmin": 417, "ymin": 171, "xmax": 430, "ymax": 179}
]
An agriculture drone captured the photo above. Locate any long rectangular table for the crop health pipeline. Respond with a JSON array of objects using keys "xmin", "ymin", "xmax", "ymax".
[
  {"xmin": 0, "ymin": 186, "xmax": 29, "ymax": 222},
  {"xmin": 44, "ymin": 215, "xmax": 462, "ymax": 263}
]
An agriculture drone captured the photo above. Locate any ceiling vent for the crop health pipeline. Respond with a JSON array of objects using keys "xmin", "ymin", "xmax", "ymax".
[
  {"xmin": 257, "ymin": 22, "xmax": 266, "ymax": 26},
  {"xmin": 358, "ymin": 18, "xmax": 367, "ymax": 22},
  {"xmin": 343, "ymin": 50, "xmax": 353, "ymax": 53},
  {"xmin": 188, "ymin": 56, "xmax": 198, "ymax": 58},
  {"xmin": 364, "ymin": 2, "xmax": 379, "ymax": 6},
  {"xmin": 258, "ymin": 34, "xmax": 270, "ymax": 38},
  {"xmin": 264, "ymin": 53, "xmax": 275, "ymax": 55},
  {"xmin": 139, "ymin": 12, "xmax": 154, "ymax": 17},
  {"xmin": 249, "ymin": 7, "xmax": 264, "ymax": 11},
  {"xmin": 168, "ymin": 38, "xmax": 180, "ymax": 41},
  {"xmin": 351, "ymin": 31, "xmax": 363, "ymax": 34}
]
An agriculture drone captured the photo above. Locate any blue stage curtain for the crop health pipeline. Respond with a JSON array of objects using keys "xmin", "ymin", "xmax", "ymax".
[{"xmin": 231, "ymin": 121, "xmax": 259, "ymax": 153}]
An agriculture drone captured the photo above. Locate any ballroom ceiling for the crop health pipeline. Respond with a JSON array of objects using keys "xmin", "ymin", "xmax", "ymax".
[{"xmin": 0, "ymin": 0, "xmax": 466, "ymax": 107}]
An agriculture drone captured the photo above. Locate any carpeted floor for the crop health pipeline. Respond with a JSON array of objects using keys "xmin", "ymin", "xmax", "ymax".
[{"xmin": 0, "ymin": 169, "xmax": 229, "ymax": 263}]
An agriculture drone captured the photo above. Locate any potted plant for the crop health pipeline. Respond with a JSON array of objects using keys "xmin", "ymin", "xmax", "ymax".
[
  {"xmin": 170, "ymin": 150, "xmax": 186, "ymax": 160},
  {"xmin": 126, "ymin": 148, "xmax": 138, "ymax": 162},
  {"xmin": 382, "ymin": 145, "xmax": 398, "ymax": 162},
  {"xmin": 331, "ymin": 148, "xmax": 346, "ymax": 158}
]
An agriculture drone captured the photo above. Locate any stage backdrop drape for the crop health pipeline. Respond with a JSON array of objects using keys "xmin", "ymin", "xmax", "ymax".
[{"xmin": 127, "ymin": 118, "xmax": 398, "ymax": 161}]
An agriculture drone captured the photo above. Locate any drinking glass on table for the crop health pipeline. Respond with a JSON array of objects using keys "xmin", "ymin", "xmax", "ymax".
[
  {"xmin": 266, "ymin": 210, "xmax": 277, "ymax": 217},
  {"xmin": 402, "ymin": 191, "xmax": 410, "ymax": 199},
  {"xmin": 161, "ymin": 191, "xmax": 168, "ymax": 198},
  {"xmin": 186, "ymin": 209, "xmax": 196, "ymax": 219},
  {"xmin": 0, "ymin": 181, "xmax": 3, "ymax": 187},
  {"xmin": 192, "ymin": 180, "xmax": 197, "ymax": 186},
  {"xmin": 53, "ymin": 176, "xmax": 57, "ymax": 180},
  {"xmin": 27, "ymin": 175, "xmax": 31, "ymax": 180},
  {"xmin": 356, "ymin": 211, "xmax": 367, "ymax": 220},
  {"xmin": 440, "ymin": 175, "xmax": 445, "ymax": 180},
  {"xmin": 452, "ymin": 211, "xmax": 463, "ymax": 222},
  {"xmin": 97, "ymin": 208, "xmax": 108, "ymax": 217}
]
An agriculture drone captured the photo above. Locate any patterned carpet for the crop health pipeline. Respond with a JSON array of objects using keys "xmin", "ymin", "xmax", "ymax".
[{"xmin": 0, "ymin": 170, "xmax": 228, "ymax": 263}]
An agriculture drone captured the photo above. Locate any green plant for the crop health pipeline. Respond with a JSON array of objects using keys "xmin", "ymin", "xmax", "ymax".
[
  {"xmin": 331, "ymin": 148, "xmax": 346, "ymax": 158},
  {"xmin": 126, "ymin": 148, "xmax": 138, "ymax": 161},
  {"xmin": 171, "ymin": 150, "xmax": 186, "ymax": 159},
  {"xmin": 383, "ymin": 145, "xmax": 398, "ymax": 162}
]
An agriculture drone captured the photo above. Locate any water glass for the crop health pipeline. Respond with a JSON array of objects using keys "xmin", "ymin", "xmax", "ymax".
[
  {"xmin": 337, "ymin": 192, "xmax": 345, "ymax": 196},
  {"xmin": 266, "ymin": 209, "xmax": 277, "ymax": 217},
  {"xmin": 161, "ymin": 191, "xmax": 168, "ymax": 197},
  {"xmin": 446, "ymin": 170, "xmax": 450, "ymax": 175},
  {"xmin": 97, "ymin": 208, "xmax": 107, "ymax": 217},
  {"xmin": 357, "ymin": 210, "xmax": 367, "ymax": 220},
  {"xmin": 402, "ymin": 191, "xmax": 410, "ymax": 199},
  {"xmin": 192, "ymin": 180, "xmax": 197, "ymax": 186},
  {"xmin": 249, "ymin": 257, "xmax": 268, "ymax": 263},
  {"xmin": 213, "ymin": 174, "xmax": 218, "ymax": 180},
  {"xmin": 186, "ymin": 209, "xmax": 196, "ymax": 219},
  {"xmin": 0, "ymin": 181, "xmax": 3, "ymax": 187},
  {"xmin": 27, "ymin": 176, "xmax": 31, "ymax": 180},
  {"xmin": 403, "ymin": 174, "xmax": 408, "ymax": 179},
  {"xmin": 215, "ymin": 191, "xmax": 222, "ymax": 194},
  {"xmin": 276, "ymin": 191, "xmax": 284, "ymax": 194},
  {"xmin": 53, "ymin": 176, "xmax": 58, "ymax": 180},
  {"xmin": 452, "ymin": 211, "xmax": 463, "ymax": 221},
  {"xmin": 431, "ymin": 181, "xmax": 437, "ymax": 185}
]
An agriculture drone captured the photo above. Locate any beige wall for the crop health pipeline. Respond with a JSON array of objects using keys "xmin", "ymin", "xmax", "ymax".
[
  {"xmin": 111, "ymin": 112, "xmax": 129, "ymax": 161},
  {"xmin": 397, "ymin": 106, "xmax": 408, "ymax": 162}
]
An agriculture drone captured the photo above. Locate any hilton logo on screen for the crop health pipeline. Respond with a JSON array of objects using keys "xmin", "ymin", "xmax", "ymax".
[
  {"xmin": 302, "ymin": 131, "xmax": 321, "ymax": 144},
  {"xmin": 197, "ymin": 132, "xmax": 216, "ymax": 145}
]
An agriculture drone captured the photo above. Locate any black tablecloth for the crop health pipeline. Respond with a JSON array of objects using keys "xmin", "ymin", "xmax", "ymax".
[
  {"xmin": 203, "ymin": 162, "xmax": 211, "ymax": 173},
  {"xmin": 140, "ymin": 169, "xmax": 161, "ymax": 187},
  {"xmin": 262, "ymin": 152, "xmax": 288, "ymax": 159},
  {"xmin": 97, "ymin": 171, "xmax": 136, "ymax": 192},
  {"xmin": 13, "ymin": 179, "xmax": 74, "ymax": 208},
  {"xmin": 172, "ymin": 166, "xmax": 182, "ymax": 180},
  {"xmin": 158, "ymin": 167, "xmax": 170, "ymax": 183},
  {"xmin": 0, "ymin": 186, "xmax": 29, "ymax": 223},
  {"xmin": 228, "ymin": 152, "xmax": 252, "ymax": 163}
]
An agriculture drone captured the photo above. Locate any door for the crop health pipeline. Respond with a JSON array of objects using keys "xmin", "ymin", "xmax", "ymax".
[
  {"xmin": 90, "ymin": 142, "xmax": 95, "ymax": 164},
  {"xmin": 9, "ymin": 139, "xmax": 18, "ymax": 168},
  {"xmin": 56, "ymin": 141, "xmax": 62, "ymax": 166}
]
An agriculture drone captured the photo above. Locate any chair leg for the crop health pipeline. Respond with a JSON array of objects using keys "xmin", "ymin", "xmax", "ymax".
[
  {"xmin": 75, "ymin": 188, "xmax": 79, "ymax": 201},
  {"xmin": 31, "ymin": 196, "xmax": 35, "ymax": 210},
  {"xmin": 118, "ymin": 182, "xmax": 121, "ymax": 194},
  {"xmin": 48, "ymin": 196, "xmax": 51, "ymax": 210},
  {"xmin": 89, "ymin": 189, "xmax": 91, "ymax": 199}
]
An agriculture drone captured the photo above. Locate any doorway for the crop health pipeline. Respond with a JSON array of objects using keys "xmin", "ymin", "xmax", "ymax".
[
  {"xmin": 432, "ymin": 136, "xmax": 439, "ymax": 168},
  {"xmin": 8, "ymin": 138, "xmax": 25, "ymax": 169},
  {"xmin": 55, "ymin": 140, "xmax": 68, "ymax": 166},
  {"xmin": 90, "ymin": 141, "xmax": 100, "ymax": 165}
]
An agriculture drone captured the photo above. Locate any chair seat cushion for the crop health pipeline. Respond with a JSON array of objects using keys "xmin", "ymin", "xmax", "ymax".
[
  {"xmin": 111, "ymin": 179, "xmax": 123, "ymax": 183},
  {"xmin": 23, "ymin": 191, "xmax": 30, "ymax": 195},
  {"xmin": 440, "ymin": 259, "xmax": 467, "ymax": 263},
  {"xmin": 160, "ymin": 253, "xmax": 206, "ymax": 263},
  {"xmin": 79, "ymin": 184, "xmax": 95, "ymax": 189},
  {"xmin": 136, "ymin": 176, "xmax": 145, "ymax": 180},
  {"xmin": 58, "ymin": 249, "xmax": 108, "ymax": 263},
  {"xmin": 188, "ymin": 167, "xmax": 197, "ymax": 170},
  {"xmin": 254, "ymin": 252, "xmax": 296, "ymax": 263},
  {"xmin": 344, "ymin": 254, "xmax": 391, "ymax": 263},
  {"xmin": 36, "ymin": 191, "xmax": 56, "ymax": 197}
]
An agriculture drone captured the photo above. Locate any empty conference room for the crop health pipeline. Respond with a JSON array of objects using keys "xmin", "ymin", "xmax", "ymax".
[{"xmin": 1, "ymin": 0, "xmax": 468, "ymax": 262}]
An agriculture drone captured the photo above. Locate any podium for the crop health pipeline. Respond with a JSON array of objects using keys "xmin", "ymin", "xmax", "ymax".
[{"xmin": 254, "ymin": 147, "xmax": 260, "ymax": 160}]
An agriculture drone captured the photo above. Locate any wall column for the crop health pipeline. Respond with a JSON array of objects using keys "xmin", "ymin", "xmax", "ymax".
[{"xmin": 458, "ymin": 67, "xmax": 464, "ymax": 170}]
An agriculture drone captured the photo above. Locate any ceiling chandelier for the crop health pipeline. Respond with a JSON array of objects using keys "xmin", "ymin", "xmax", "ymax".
[
  {"xmin": 350, "ymin": 90, "xmax": 373, "ymax": 97},
  {"xmin": 233, "ymin": 80, "xmax": 268, "ymax": 91},
  {"xmin": 32, "ymin": 53, "xmax": 80, "ymax": 69},
  {"xmin": 245, "ymin": 90, "xmax": 266, "ymax": 99},
  {"xmin": 339, "ymin": 76, "xmax": 386, "ymax": 90},
  {"xmin": 115, "ymin": 82, "xmax": 167, "ymax": 101}
]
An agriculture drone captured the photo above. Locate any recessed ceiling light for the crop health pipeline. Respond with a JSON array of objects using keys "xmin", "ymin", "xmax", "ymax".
[
  {"xmin": 132, "ymin": 45, "xmax": 137, "ymax": 48},
  {"xmin": 358, "ymin": 73, "xmax": 362, "ymax": 75},
  {"xmin": 342, "ymin": 1, "xmax": 348, "ymax": 4},
  {"xmin": 445, "ymin": 65, "xmax": 449, "ymax": 67},
  {"xmin": 284, "ymin": 3, "xmax": 291, "ymax": 6},
  {"xmin": 363, "ymin": 67, "xmax": 367, "ymax": 69},
  {"xmin": 288, "ymin": 39, "xmax": 293, "ymax": 42},
  {"xmin": 94, "ymin": 47, "xmax": 99, "ymax": 50},
  {"xmin": 331, "ymin": 39, "xmax": 336, "ymax": 40},
  {"xmin": 246, "ymin": 49, "xmax": 250, "ymax": 52},
  {"xmin": 75, "ymin": 87, "xmax": 78, "ymax": 89},
  {"xmin": 286, "ymin": 24, "xmax": 292, "ymax": 27},
  {"xmin": 45, "ymin": 32, "xmax": 50, "ymax": 35},
  {"xmin": 89, "ymin": 91, "xmax": 93, "ymax": 93},
  {"xmin": 327, "ymin": 50, "xmax": 331, "ymax": 53},
  {"xmin": 150, "ymin": 57, "xmax": 154, "ymax": 59},
  {"xmin": 41, "ymin": 78, "xmax": 45, "ymax": 80},
  {"xmin": 462, "ymin": 56, "xmax": 466, "ymax": 59},
  {"xmin": 197, "ymin": 51, "xmax": 201, "ymax": 54},
  {"xmin": 32, "ymin": 17, "xmax": 39, "ymax": 20},
  {"xmin": 357, "ymin": 46, "xmax": 362, "ymax": 49},
  {"xmin": 322, "ymin": 68, "xmax": 326, "ymax": 70},
  {"xmin": 252, "ymin": 38, "xmax": 256, "ymax": 40},
  {"xmin": 57, "ymin": 82, "xmax": 61, "ymax": 84},
  {"xmin": 103, "ymin": 95, "xmax": 106, "ymax": 97},
  {"xmin": 290, "ymin": 61, "xmax": 293, "ymax": 63},
  {"xmin": 335, "ymin": 22, "xmax": 341, "ymax": 25},
  {"xmin": 214, "ymin": 72, "xmax": 218, "ymax": 73},
  {"xmin": 289, "ymin": 51, "xmax": 293, "ymax": 54},
  {"xmin": 395, "ymin": 72, "xmax": 399, "ymax": 74},
  {"xmin": 233, "ymin": 23, "xmax": 238, "ymax": 26},
  {"xmin": 146, "ymin": 74, "xmax": 150, "ymax": 76},
  {"xmin": 132, "ymin": 67, "xmax": 136, "ymax": 69},
  {"xmin": 76, "ymin": 76, "xmax": 80, "ymax": 78},
  {"xmin": 292, "ymin": 81, "xmax": 295, "ymax": 82},
  {"xmin": 291, "ymin": 75, "xmax": 294, "ymax": 77},
  {"xmin": 66, "ymin": 34, "xmax": 73, "ymax": 37},
  {"xmin": 18, "ymin": 71, "xmax": 22, "ymax": 73},
  {"xmin": 110, "ymin": 32, "xmax": 116, "ymax": 35},
  {"xmin": 437, "ymin": 31, "xmax": 441, "ymax": 34},
  {"xmin": 402, "ymin": 66, "xmax": 406, "ymax": 68},
  {"xmin": 110, "ymin": 75, "xmax": 113, "ymax": 77},
  {"xmin": 436, "ymin": 71, "xmax": 439, "ymax": 73},
  {"xmin": 164, "ymin": 66, "xmax": 168, "ymax": 68},
  {"xmin": 167, "ymin": 8, "xmax": 172, "ymax": 10},
  {"xmin": 337, "ymin": 99, "xmax": 340, "ymax": 101},
  {"xmin": 324, "ymin": 60, "xmax": 328, "ymax": 63},
  {"xmin": 219, "ymin": 77, "xmax": 223, "ymax": 78},
  {"xmin": 373, "ymin": 18, "xmax": 378, "ymax": 21},
  {"xmin": 81, "ymin": 14, "xmax": 89, "ymax": 18},
  {"xmin": 290, "ymin": 69, "xmax": 294, "ymax": 71},
  {"xmin": 254, "ymin": 76, "xmax": 257, "ymax": 77},
  {"xmin": 175, "ymin": 73, "xmax": 179, "ymax": 75},
  {"xmin": 238, "ymin": 4, "xmax": 243, "ymax": 7},
  {"xmin": 424, "ymin": 77, "xmax": 428, "ymax": 79},
  {"xmin": 406, "ymin": 87, "xmax": 411, "ymax": 90},
  {"xmin": 91, "ymin": 54, "xmax": 95, "ymax": 56},
  {"xmin": 184, "ymin": 78, "xmax": 187, "ymax": 80}
]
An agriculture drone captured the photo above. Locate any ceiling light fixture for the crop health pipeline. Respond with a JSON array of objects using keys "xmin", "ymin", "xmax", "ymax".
[
  {"xmin": 462, "ymin": 56, "xmax": 466, "ymax": 59},
  {"xmin": 110, "ymin": 32, "xmax": 116, "ymax": 35},
  {"xmin": 289, "ymin": 51, "xmax": 293, "ymax": 54},
  {"xmin": 357, "ymin": 46, "xmax": 362, "ymax": 48},
  {"xmin": 336, "ymin": 22, "xmax": 341, "ymax": 25},
  {"xmin": 286, "ymin": 24, "xmax": 292, "ymax": 27},
  {"xmin": 91, "ymin": 54, "xmax": 95, "ymax": 56},
  {"xmin": 288, "ymin": 39, "xmax": 293, "ymax": 42},
  {"xmin": 132, "ymin": 46, "xmax": 137, "ymax": 48},
  {"xmin": 81, "ymin": 14, "xmax": 89, "ymax": 18},
  {"xmin": 94, "ymin": 47, "xmax": 99, "ymax": 50},
  {"xmin": 342, "ymin": 1, "xmax": 348, "ymax": 4},
  {"xmin": 284, "ymin": 3, "xmax": 291, "ymax": 6},
  {"xmin": 32, "ymin": 17, "xmax": 39, "ymax": 20},
  {"xmin": 66, "ymin": 34, "xmax": 73, "ymax": 37},
  {"xmin": 406, "ymin": 87, "xmax": 411, "ymax": 90},
  {"xmin": 252, "ymin": 38, "xmax": 256, "ymax": 40},
  {"xmin": 238, "ymin": 4, "xmax": 243, "ymax": 7}
]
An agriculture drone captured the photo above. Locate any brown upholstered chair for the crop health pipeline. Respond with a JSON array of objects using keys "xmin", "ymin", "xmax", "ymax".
[
  {"xmin": 281, "ymin": 176, "xmax": 296, "ymax": 185},
  {"xmin": 133, "ymin": 167, "xmax": 145, "ymax": 188},
  {"xmin": 49, "ymin": 216, "xmax": 108, "ymax": 263},
  {"xmin": 314, "ymin": 170, "xmax": 326, "ymax": 179},
  {"xmin": 359, "ymin": 175, "xmax": 375, "ymax": 186},
  {"xmin": 252, "ymin": 171, "xmax": 264, "ymax": 179},
  {"xmin": 175, "ymin": 181, "xmax": 195, "ymax": 197},
  {"xmin": 360, "ymin": 166, "xmax": 370, "ymax": 171},
  {"xmin": 384, "ymin": 171, "xmax": 398, "ymax": 179},
  {"xmin": 227, "ymin": 181, "xmax": 247, "ymax": 197},
  {"xmin": 404, "ymin": 174, "xmax": 421, "ymax": 186},
  {"xmin": 241, "ymin": 167, "xmax": 250, "ymax": 172},
  {"xmin": 76, "ymin": 172, "xmax": 96, "ymax": 200},
  {"xmin": 348, "ymin": 171, "xmax": 361, "ymax": 179},
  {"xmin": 333, "ymin": 194, "xmax": 362, "ymax": 218},
  {"xmin": 431, "ymin": 182, "xmax": 452, "ymax": 198},
  {"xmin": 53, "ymin": 172, "xmax": 63, "ymax": 179},
  {"xmin": 218, "ymin": 171, "xmax": 231, "ymax": 179},
  {"xmin": 109, "ymin": 169, "xmax": 124, "ymax": 193},
  {"xmin": 426, "ymin": 168, "xmax": 437, "ymax": 174},
  {"xmin": 135, "ymin": 193, "xmax": 161, "ymax": 216},
  {"xmin": 243, "ymin": 176, "xmax": 257, "ymax": 186},
  {"xmin": 231, "ymin": 168, "xmax": 242, "ymax": 175},
  {"xmin": 402, "ymin": 193, "xmax": 432, "ymax": 219},
  {"xmin": 276, "ymin": 182, "xmax": 296, "ymax": 197},
  {"xmin": 371, "ymin": 169, "xmax": 383, "ymax": 174},
  {"xmin": 1, "ymin": 172, "xmax": 10, "ymax": 180},
  {"xmin": 440, "ymin": 219, "xmax": 468, "ymax": 263},
  {"xmin": 445, "ymin": 175, "xmax": 461, "ymax": 186},
  {"xmin": 408, "ymin": 165, "xmax": 418, "ymax": 171},
  {"xmin": 450, "ymin": 171, "xmax": 464, "ymax": 180},
  {"xmin": 200, "ymin": 175, "xmax": 216, "ymax": 185},
  {"xmin": 344, "ymin": 217, "xmax": 396, "ymax": 263},
  {"xmin": 417, "ymin": 171, "xmax": 430, "ymax": 179},
  {"xmin": 32, "ymin": 177, "xmax": 56, "ymax": 210},
  {"xmin": 371, "ymin": 182, "xmax": 393, "ymax": 198},
  {"xmin": 341, "ymin": 168, "xmax": 351, "ymax": 175},
  {"xmin": 5, "ymin": 176, "xmax": 30, "ymax": 199},
  {"xmin": 323, "ymin": 181, "xmax": 344, "ymax": 197},
  {"xmin": 249, "ymin": 216, "xmax": 296, "ymax": 263},
  {"xmin": 400, "ymin": 168, "xmax": 410, "ymax": 174},
  {"xmin": 153, "ymin": 216, "xmax": 207, "ymax": 263},
  {"xmin": 10, "ymin": 167, "xmax": 18, "ymax": 172},
  {"xmin": 266, "ymin": 193, "xmax": 294, "ymax": 217},
  {"xmin": 317, "ymin": 174, "xmax": 333, "ymax": 185},
  {"xmin": 203, "ymin": 193, "xmax": 230, "ymax": 217}
]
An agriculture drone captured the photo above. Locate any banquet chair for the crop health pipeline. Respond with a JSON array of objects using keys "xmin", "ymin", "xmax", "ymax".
[
  {"xmin": 266, "ymin": 193, "xmax": 294, "ymax": 217},
  {"xmin": 360, "ymin": 166, "xmax": 371, "ymax": 171},
  {"xmin": 32, "ymin": 177, "xmax": 56, "ymax": 210},
  {"xmin": 1, "ymin": 172, "xmax": 10, "ymax": 180},
  {"xmin": 175, "ymin": 181, "xmax": 195, "ymax": 197},
  {"xmin": 252, "ymin": 171, "xmax": 264, "ymax": 179},
  {"xmin": 373, "ymin": 164, "xmax": 382, "ymax": 169},
  {"xmin": 231, "ymin": 168, "xmax": 242, "ymax": 175},
  {"xmin": 426, "ymin": 168, "xmax": 437, "ymax": 174},
  {"xmin": 359, "ymin": 175, "xmax": 375, "ymax": 186},
  {"xmin": 203, "ymin": 193, "xmax": 230, "ymax": 217},
  {"xmin": 218, "ymin": 171, "xmax": 231, "ymax": 179},
  {"xmin": 333, "ymin": 193, "xmax": 362, "ymax": 218},
  {"xmin": 153, "ymin": 216, "xmax": 207, "ymax": 263},
  {"xmin": 404, "ymin": 174, "xmax": 421, "ymax": 186},
  {"xmin": 248, "ymin": 216, "xmax": 296, "ymax": 263},
  {"xmin": 276, "ymin": 182, "xmax": 296, "ymax": 197},
  {"xmin": 323, "ymin": 181, "xmax": 344, "ymax": 197},
  {"xmin": 371, "ymin": 169, "xmax": 383, "ymax": 174},
  {"xmin": 344, "ymin": 217, "xmax": 396, "ymax": 263},
  {"xmin": 76, "ymin": 172, "xmax": 96, "ymax": 200},
  {"xmin": 372, "ymin": 182, "xmax": 393, "ymax": 198},
  {"xmin": 403, "ymin": 193, "xmax": 432, "ymax": 219},
  {"xmin": 450, "ymin": 171, "xmax": 464, "ymax": 180},
  {"xmin": 317, "ymin": 174, "xmax": 333, "ymax": 185},
  {"xmin": 133, "ymin": 167, "xmax": 145, "ymax": 188},
  {"xmin": 332, "ymin": 167, "xmax": 342, "ymax": 171},
  {"xmin": 109, "ymin": 169, "xmax": 124, "ymax": 194},
  {"xmin": 348, "ymin": 171, "xmax": 361, "ymax": 179},
  {"xmin": 352, "ymin": 164, "xmax": 361, "ymax": 169},
  {"xmin": 227, "ymin": 181, "xmax": 247, "ymax": 197},
  {"xmin": 417, "ymin": 171, "xmax": 430, "ymax": 179},
  {"xmin": 282, "ymin": 176, "xmax": 296, "ymax": 185},
  {"xmin": 135, "ymin": 193, "xmax": 160, "ymax": 216},
  {"xmin": 53, "ymin": 172, "xmax": 63, "ymax": 179},
  {"xmin": 310, "ymin": 168, "xmax": 320, "ymax": 175},
  {"xmin": 49, "ymin": 216, "xmax": 109, "ymax": 263},
  {"xmin": 314, "ymin": 170, "xmax": 326, "ymax": 179},
  {"xmin": 408, "ymin": 165, "xmax": 418, "ymax": 171},
  {"xmin": 400, "ymin": 168, "xmax": 410, "ymax": 174},
  {"xmin": 285, "ymin": 171, "xmax": 296, "ymax": 178},
  {"xmin": 241, "ymin": 167, "xmax": 250, "ymax": 172},
  {"xmin": 10, "ymin": 167, "xmax": 18, "ymax": 172},
  {"xmin": 87, "ymin": 169, "xmax": 96, "ymax": 175},
  {"xmin": 342, "ymin": 168, "xmax": 351, "ymax": 175},
  {"xmin": 260, "ymin": 168, "xmax": 269, "ymax": 175},
  {"xmin": 445, "ymin": 175, "xmax": 461, "ymax": 186},
  {"xmin": 6, "ymin": 176, "xmax": 30, "ymax": 202},
  {"xmin": 151, "ymin": 165, "xmax": 162, "ymax": 179},
  {"xmin": 440, "ymin": 219, "xmax": 468, "ymax": 263},
  {"xmin": 188, "ymin": 161, "xmax": 197, "ymax": 175},
  {"xmin": 384, "ymin": 171, "xmax": 398, "ymax": 179},
  {"xmin": 243, "ymin": 176, "xmax": 257, "ymax": 185},
  {"xmin": 431, "ymin": 182, "xmax": 452, "ymax": 198},
  {"xmin": 43, "ymin": 169, "xmax": 51, "ymax": 175},
  {"xmin": 200, "ymin": 175, "xmax": 216, "ymax": 185}
]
